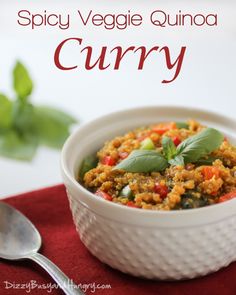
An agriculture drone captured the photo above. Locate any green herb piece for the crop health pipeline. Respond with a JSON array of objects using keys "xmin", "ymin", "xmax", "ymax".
[
  {"xmin": 0, "ymin": 130, "xmax": 37, "ymax": 161},
  {"xmin": 162, "ymin": 137, "xmax": 176, "ymax": 161},
  {"xmin": 113, "ymin": 150, "xmax": 168, "ymax": 173},
  {"xmin": 176, "ymin": 122, "xmax": 189, "ymax": 129},
  {"xmin": 169, "ymin": 155, "xmax": 185, "ymax": 166},
  {"xmin": 80, "ymin": 155, "xmax": 98, "ymax": 179},
  {"xmin": 119, "ymin": 185, "xmax": 133, "ymax": 200},
  {"xmin": 140, "ymin": 137, "xmax": 155, "ymax": 150},
  {"xmin": 195, "ymin": 156, "xmax": 218, "ymax": 166},
  {"xmin": 13, "ymin": 61, "xmax": 33, "ymax": 102},
  {"xmin": 180, "ymin": 193, "xmax": 209, "ymax": 209},
  {"xmin": 175, "ymin": 128, "xmax": 224, "ymax": 164},
  {"xmin": 0, "ymin": 94, "xmax": 13, "ymax": 130}
]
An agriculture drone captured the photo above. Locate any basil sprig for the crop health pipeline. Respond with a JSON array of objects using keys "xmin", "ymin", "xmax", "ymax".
[
  {"xmin": 0, "ymin": 61, "xmax": 77, "ymax": 161},
  {"xmin": 113, "ymin": 128, "xmax": 223, "ymax": 173}
]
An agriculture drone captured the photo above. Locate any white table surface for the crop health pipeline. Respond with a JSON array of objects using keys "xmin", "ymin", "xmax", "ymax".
[{"xmin": 0, "ymin": 0, "xmax": 235, "ymax": 198}]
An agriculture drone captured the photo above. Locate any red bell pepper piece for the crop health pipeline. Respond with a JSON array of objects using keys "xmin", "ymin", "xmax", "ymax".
[
  {"xmin": 95, "ymin": 190, "xmax": 113, "ymax": 201},
  {"xmin": 152, "ymin": 122, "xmax": 177, "ymax": 135},
  {"xmin": 202, "ymin": 166, "xmax": 220, "ymax": 180},
  {"xmin": 101, "ymin": 156, "xmax": 116, "ymax": 166},
  {"xmin": 127, "ymin": 201, "xmax": 139, "ymax": 208},
  {"xmin": 172, "ymin": 136, "xmax": 181, "ymax": 146},
  {"xmin": 154, "ymin": 184, "xmax": 169, "ymax": 199},
  {"xmin": 218, "ymin": 191, "xmax": 236, "ymax": 203}
]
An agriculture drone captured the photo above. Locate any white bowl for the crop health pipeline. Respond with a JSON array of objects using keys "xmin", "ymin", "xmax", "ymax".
[{"xmin": 61, "ymin": 106, "xmax": 236, "ymax": 280}]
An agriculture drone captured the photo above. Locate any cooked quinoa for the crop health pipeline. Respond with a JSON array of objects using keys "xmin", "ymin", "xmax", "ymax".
[{"xmin": 79, "ymin": 120, "xmax": 236, "ymax": 210}]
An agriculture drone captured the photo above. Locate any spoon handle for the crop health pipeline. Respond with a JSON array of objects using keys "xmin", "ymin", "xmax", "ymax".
[{"xmin": 29, "ymin": 253, "xmax": 84, "ymax": 295}]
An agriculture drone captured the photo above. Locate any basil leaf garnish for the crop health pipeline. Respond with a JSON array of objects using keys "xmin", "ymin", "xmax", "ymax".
[
  {"xmin": 80, "ymin": 154, "xmax": 98, "ymax": 178},
  {"xmin": 114, "ymin": 150, "xmax": 168, "ymax": 173},
  {"xmin": 169, "ymin": 155, "xmax": 184, "ymax": 166},
  {"xmin": 195, "ymin": 156, "xmax": 218, "ymax": 165},
  {"xmin": 162, "ymin": 137, "xmax": 176, "ymax": 161},
  {"xmin": 175, "ymin": 128, "xmax": 223, "ymax": 164}
]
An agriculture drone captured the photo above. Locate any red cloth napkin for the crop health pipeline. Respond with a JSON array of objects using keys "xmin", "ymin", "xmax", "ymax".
[{"xmin": 1, "ymin": 185, "xmax": 236, "ymax": 295}]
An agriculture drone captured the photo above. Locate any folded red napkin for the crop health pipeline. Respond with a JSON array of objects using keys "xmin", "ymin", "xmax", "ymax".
[{"xmin": 1, "ymin": 184, "xmax": 236, "ymax": 295}]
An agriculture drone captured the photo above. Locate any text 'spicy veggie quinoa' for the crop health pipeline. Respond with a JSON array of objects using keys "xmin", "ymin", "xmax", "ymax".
[{"xmin": 79, "ymin": 120, "xmax": 236, "ymax": 210}]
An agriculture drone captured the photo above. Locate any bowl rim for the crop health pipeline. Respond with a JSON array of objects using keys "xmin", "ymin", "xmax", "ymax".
[{"xmin": 61, "ymin": 105, "xmax": 236, "ymax": 221}]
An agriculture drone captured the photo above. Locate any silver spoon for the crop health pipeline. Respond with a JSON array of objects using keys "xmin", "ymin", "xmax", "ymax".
[{"xmin": 0, "ymin": 202, "xmax": 84, "ymax": 295}]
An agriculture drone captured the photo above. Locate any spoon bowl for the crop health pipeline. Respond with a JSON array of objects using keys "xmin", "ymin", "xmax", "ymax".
[
  {"xmin": 0, "ymin": 202, "xmax": 41, "ymax": 260},
  {"xmin": 0, "ymin": 202, "xmax": 84, "ymax": 295}
]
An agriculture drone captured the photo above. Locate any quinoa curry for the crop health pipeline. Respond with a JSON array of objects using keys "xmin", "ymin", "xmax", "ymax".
[{"xmin": 79, "ymin": 121, "xmax": 236, "ymax": 210}]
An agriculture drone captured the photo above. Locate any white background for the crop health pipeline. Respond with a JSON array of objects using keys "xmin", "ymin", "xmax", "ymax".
[{"xmin": 0, "ymin": 0, "xmax": 235, "ymax": 198}]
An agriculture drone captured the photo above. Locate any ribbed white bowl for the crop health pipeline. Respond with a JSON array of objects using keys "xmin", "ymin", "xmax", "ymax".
[{"xmin": 61, "ymin": 106, "xmax": 236, "ymax": 280}]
